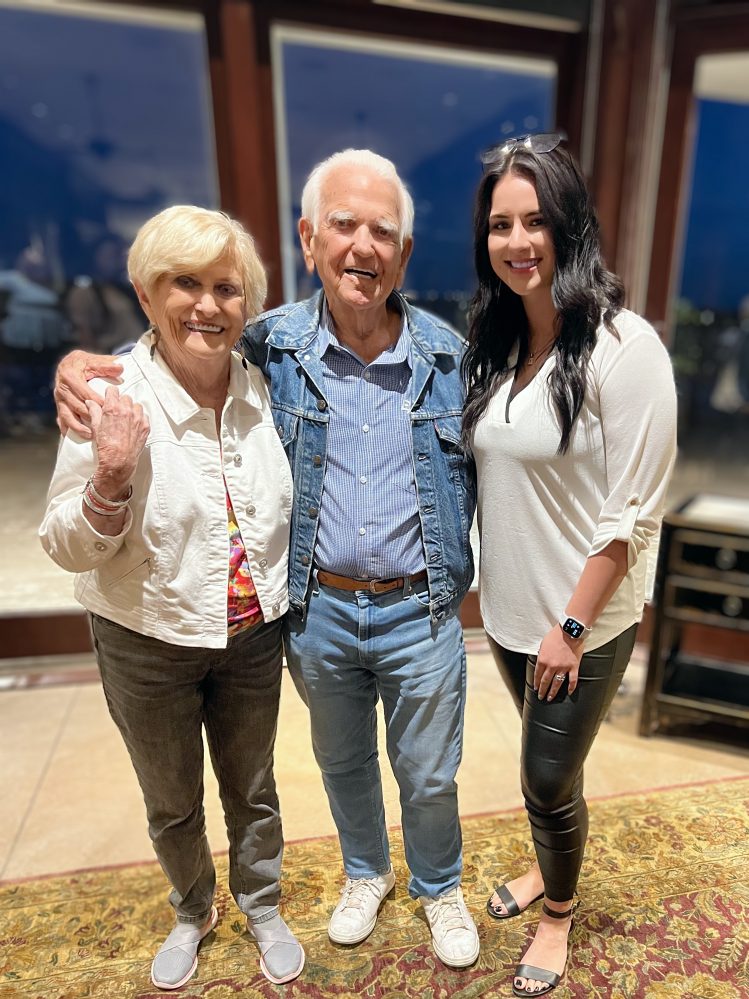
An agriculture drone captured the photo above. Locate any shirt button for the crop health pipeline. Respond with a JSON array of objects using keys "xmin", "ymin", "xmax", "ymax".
[
  {"xmin": 233, "ymin": 454, "xmax": 242, "ymax": 466},
  {"xmin": 94, "ymin": 542, "xmax": 107, "ymax": 551},
  {"xmin": 360, "ymin": 475, "xmax": 367, "ymax": 484},
  {"xmin": 359, "ymin": 527, "xmax": 366, "ymax": 535},
  {"xmin": 277, "ymin": 425, "xmax": 283, "ymax": 436},
  {"xmin": 246, "ymin": 505, "xmax": 256, "ymax": 516},
  {"xmin": 272, "ymin": 603, "xmax": 280, "ymax": 613},
  {"xmin": 317, "ymin": 399, "xmax": 327, "ymax": 411},
  {"xmin": 629, "ymin": 496, "xmax": 639, "ymax": 505},
  {"xmin": 303, "ymin": 354, "xmax": 311, "ymax": 361},
  {"xmin": 308, "ymin": 506, "xmax": 318, "ymax": 519},
  {"xmin": 362, "ymin": 424, "xmax": 369, "ymax": 433},
  {"xmin": 313, "ymin": 455, "xmax": 322, "ymax": 467},
  {"xmin": 301, "ymin": 555, "xmax": 310, "ymax": 565},
  {"xmin": 364, "ymin": 371, "xmax": 371, "ymax": 380},
  {"xmin": 259, "ymin": 558, "xmax": 268, "ymax": 568}
]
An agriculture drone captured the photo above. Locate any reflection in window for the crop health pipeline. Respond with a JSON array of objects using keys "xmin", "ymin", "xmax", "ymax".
[
  {"xmin": 273, "ymin": 27, "xmax": 555, "ymax": 331},
  {"xmin": 0, "ymin": 2, "xmax": 217, "ymax": 433},
  {"xmin": 671, "ymin": 52, "xmax": 749, "ymax": 499}
]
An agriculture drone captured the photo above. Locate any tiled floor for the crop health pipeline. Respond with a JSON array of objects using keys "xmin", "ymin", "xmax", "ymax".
[
  {"xmin": 2, "ymin": 644, "xmax": 748, "ymax": 883},
  {"xmin": 2, "ymin": 431, "xmax": 748, "ymax": 881}
]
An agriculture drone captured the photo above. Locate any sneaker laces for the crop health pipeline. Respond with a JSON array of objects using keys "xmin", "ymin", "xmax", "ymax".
[
  {"xmin": 429, "ymin": 891, "xmax": 470, "ymax": 933},
  {"xmin": 338, "ymin": 878, "xmax": 382, "ymax": 912}
]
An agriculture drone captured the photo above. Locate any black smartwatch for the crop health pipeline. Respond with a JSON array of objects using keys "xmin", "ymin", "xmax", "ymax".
[{"xmin": 559, "ymin": 615, "xmax": 590, "ymax": 640}]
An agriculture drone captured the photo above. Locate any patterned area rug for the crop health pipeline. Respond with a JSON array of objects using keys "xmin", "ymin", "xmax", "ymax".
[{"xmin": 2, "ymin": 778, "xmax": 748, "ymax": 999}]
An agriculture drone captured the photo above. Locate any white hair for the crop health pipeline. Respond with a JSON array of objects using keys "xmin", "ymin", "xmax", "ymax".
[{"xmin": 300, "ymin": 149, "xmax": 414, "ymax": 244}]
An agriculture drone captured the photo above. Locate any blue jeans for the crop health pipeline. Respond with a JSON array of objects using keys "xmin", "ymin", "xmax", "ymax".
[
  {"xmin": 91, "ymin": 614, "xmax": 284, "ymax": 924},
  {"xmin": 284, "ymin": 577, "xmax": 466, "ymax": 899}
]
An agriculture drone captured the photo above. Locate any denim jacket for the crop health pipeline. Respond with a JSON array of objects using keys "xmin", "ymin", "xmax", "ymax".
[{"xmin": 242, "ymin": 291, "xmax": 476, "ymax": 619}]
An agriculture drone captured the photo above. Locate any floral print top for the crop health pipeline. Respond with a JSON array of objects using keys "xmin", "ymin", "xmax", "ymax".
[{"xmin": 226, "ymin": 487, "xmax": 263, "ymax": 637}]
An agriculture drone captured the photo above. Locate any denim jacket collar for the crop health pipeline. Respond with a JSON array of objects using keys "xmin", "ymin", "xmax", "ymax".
[{"xmin": 264, "ymin": 290, "xmax": 461, "ymax": 360}]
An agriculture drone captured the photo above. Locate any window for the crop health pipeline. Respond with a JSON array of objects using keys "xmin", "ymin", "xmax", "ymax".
[{"xmin": 272, "ymin": 25, "xmax": 556, "ymax": 331}]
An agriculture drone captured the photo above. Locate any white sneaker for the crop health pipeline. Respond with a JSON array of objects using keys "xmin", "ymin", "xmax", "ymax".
[
  {"xmin": 420, "ymin": 886, "xmax": 480, "ymax": 968},
  {"xmin": 328, "ymin": 869, "xmax": 396, "ymax": 944}
]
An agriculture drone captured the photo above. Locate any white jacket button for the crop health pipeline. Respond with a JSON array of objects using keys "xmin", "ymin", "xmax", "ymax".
[
  {"xmin": 94, "ymin": 542, "xmax": 107, "ymax": 552},
  {"xmin": 233, "ymin": 454, "xmax": 242, "ymax": 466},
  {"xmin": 246, "ymin": 505, "xmax": 256, "ymax": 516}
]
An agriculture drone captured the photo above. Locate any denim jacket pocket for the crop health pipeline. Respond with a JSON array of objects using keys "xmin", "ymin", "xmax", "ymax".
[
  {"xmin": 433, "ymin": 414, "xmax": 463, "ymax": 449},
  {"xmin": 272, "ymin": 407, "xmax": 299, "ymax": 452}
]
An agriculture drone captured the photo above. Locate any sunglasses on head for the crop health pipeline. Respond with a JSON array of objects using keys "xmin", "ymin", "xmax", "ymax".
[{"xmin": 480, "ymin": 131, "xmax": 567, "ymax": 169}]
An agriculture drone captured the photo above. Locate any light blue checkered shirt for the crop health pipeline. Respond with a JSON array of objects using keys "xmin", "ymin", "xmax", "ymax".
[{"xmin": 314, "ymin": 301, "xmax": 426, "ymax": 579}]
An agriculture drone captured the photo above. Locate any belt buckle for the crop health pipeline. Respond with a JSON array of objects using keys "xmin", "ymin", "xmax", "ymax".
[{"xmin": 368, "ymin": 578, "xmax": 382, "ymax": 594}]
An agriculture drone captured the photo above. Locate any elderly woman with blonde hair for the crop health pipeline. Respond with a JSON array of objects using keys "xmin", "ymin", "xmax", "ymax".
[{"xmin": 40, "ymin": 205, "xmax": 304, "ymax": 990}]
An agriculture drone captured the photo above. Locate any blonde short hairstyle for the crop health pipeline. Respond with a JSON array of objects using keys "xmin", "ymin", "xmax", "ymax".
[
  {"xmin": 300, "ymin": 149, "xmax": 414, "ymax": 244},
  {"xmin": 127, "ymin": 205, "xmax": 267, "ymax": 319}
]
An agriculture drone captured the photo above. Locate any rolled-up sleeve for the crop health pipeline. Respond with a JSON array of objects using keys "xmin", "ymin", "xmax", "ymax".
[
  {"xmin": 39, "ymin": 433, "xmax": 132, "ymax": 572},
  {"xmin": 588, "ymin": 330, "xmax": 677, "ymax": 567}
]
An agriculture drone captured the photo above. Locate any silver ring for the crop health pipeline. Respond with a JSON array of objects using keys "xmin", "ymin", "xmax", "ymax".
[{"xmin": 554, "ymin": 673, "xmax": 566, "ymax": 681}]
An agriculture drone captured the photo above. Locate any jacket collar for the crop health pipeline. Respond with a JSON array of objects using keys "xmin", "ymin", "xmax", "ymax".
[
  {"xmin": 264, "ymin": 290, "xmax": 461, "ymax": 360},
  {"xmin": 130, "ymin": 333, "xmax": 265, "ymax": 425}
]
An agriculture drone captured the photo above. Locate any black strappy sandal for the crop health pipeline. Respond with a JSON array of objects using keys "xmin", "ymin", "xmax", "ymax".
[
  {"xmin": 511, "ymin": 901, "xmax": 578, "ymax": 997},
  {"xmin": 486, "ymin": 882, "xmax": 544, "ymax": 920}
]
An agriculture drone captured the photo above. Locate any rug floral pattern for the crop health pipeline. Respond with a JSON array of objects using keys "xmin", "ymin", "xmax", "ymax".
[{"xmin": 1, "ymin": 778, "xmax": 748, "ymax": 998}]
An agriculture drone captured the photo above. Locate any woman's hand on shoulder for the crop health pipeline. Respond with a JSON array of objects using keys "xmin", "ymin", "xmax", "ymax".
[
  {"xmin": 55, "ymin": 349, "xmax": 124, "ymax": 438},
  {"xmin": 534, "ymin": 625, "xmax": 584, "ymax": 700},
  {"xmin": 87, "ymin": 386, "xmax": 149, "ymax": 498}
]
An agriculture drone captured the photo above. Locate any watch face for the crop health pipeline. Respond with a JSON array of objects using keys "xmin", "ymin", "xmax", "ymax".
[{"xmin": 562, "ymin": 617, "xmax": 585, "ymax": 639}]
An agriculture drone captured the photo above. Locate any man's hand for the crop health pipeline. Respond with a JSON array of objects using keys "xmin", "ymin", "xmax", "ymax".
[{"xmin": 54, "ymin": 349, "xmax": 124, "ymax": 437}]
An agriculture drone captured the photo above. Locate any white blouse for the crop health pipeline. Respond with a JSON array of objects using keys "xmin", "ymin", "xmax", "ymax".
[{"xmin": 472, "ymin": 309, "xmax": 677, "ymax": 654}]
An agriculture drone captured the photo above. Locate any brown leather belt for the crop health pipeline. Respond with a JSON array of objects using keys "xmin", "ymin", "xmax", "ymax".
[{"xmin": 317, "ymin": 568, "xmax": 428, "ymax": 595}]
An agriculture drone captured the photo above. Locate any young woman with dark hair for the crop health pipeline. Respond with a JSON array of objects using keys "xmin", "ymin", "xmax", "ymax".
[{"xmin": 463, "ymin": 135, "xmax": 677, "ymax": 997}]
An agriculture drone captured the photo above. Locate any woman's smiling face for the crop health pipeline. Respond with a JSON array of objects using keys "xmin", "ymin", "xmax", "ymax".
[
  {"xmin": 487, "ymin": 171, "xmax": 556, "ymax": 304},
  {"xmin": 136, "ymin": 255, "xmax": 247, "ymax": 367}
]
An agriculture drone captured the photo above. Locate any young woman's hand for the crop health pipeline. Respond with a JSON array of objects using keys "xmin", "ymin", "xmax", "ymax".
[{"xmin": 534, "ymin": 625, "xmax": 585, "ymax": 700}]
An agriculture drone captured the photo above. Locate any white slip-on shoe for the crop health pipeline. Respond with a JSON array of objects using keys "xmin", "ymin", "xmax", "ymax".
[
  {"xmin": 150, "ymin": 906, "xmax": 218, "ymax": 990},
  {"xmin": 420, "ymin": 886, "xmax": 480, "ymax": 968},
  {"xmin": 328, "ymin": 869, "xmax": 396, "ymax": 945}
]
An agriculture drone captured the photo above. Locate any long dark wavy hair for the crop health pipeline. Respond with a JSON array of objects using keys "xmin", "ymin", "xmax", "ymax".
[{"xmin": 461, "ymin": 143, "xmax": 624, "ymax": 453}]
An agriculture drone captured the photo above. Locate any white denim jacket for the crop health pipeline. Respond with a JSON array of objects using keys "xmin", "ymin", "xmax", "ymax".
[{"xmin": 40, "ymin": 335, "xmax": 292, "ymax": 648}]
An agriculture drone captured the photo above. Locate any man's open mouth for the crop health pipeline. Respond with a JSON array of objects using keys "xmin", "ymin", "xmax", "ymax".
[{"xmin": 344, "ymin": 268, "xmax": 377, "ymax": 279}]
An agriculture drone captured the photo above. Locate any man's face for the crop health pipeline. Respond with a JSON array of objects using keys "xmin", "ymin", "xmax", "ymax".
[{"xmin": 299, "ymin": 164, "xmax": 413, "ymax": 319}]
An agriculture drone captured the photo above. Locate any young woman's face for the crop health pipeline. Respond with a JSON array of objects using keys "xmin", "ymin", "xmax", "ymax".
[{"xmin": 487, "ymin": 172, "xmax": 555, "ymax": 304}]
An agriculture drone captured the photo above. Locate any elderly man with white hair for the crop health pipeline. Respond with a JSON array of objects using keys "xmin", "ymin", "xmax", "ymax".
[
  {"xmin": 245, "ymin": 149, "xmax": 478, "ymax": 967},
  {"xmin": 54, "ymin": 149, "xmax": 478, "ymax": 969}
]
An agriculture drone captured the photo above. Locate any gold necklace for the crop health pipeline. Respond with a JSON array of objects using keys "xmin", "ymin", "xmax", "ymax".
[{"xmin": 527, "ymin": 334, "xmax": 557, "ymax": 365}]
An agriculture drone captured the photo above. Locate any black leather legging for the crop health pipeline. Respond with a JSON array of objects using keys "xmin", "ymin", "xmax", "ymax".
[{"xmin": 488, "ymin": 624, "xmax": 638, "ymax": 902}]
